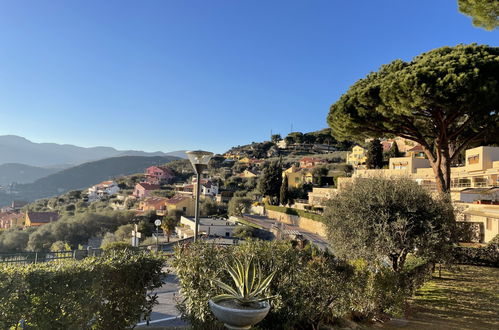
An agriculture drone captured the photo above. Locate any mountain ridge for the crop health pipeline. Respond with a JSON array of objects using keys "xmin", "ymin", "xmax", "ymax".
[
  {"xmin": 0, "ymin": 135, "xmax": 186, "ymax": 167},
  {"xmin": 0, "ymin": 155, "xmax": 180, "ymax": 206}
]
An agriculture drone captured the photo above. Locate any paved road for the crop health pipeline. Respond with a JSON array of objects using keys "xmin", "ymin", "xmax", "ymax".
[
  {"xmin": 137, "ymin": 273, "xmax": 186, "ymax": 327},
  {"xmin": 242, "ymin": 214, "xmax": 330, "ymax": 251}
]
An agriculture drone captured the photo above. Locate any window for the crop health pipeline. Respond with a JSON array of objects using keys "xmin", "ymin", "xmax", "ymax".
[
  {"xmin": 468, "ymin": 154, "xmax": 479, "ymax": 165},
  {"xmin": 182, "ymin": 207, "xmax": 186, "ymax": 212},
  {"xmin": 393, "ymin": 161, "xmax": 408, "ymax": 170}
]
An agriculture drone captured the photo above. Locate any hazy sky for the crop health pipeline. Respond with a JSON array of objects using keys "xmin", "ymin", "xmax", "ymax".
[{"xmin": 0, "ymin": 1, "xmax": 496, "ymax": 153}]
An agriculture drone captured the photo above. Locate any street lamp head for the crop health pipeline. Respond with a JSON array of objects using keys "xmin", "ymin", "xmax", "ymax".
[{"xmin": 186, "ymin": 150, "xmax": 214, "ymax": 173}]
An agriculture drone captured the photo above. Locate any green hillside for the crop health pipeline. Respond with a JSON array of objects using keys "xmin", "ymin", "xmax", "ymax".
[
  {"xmin": 0, "ymin": 163, "xmax": 60, "ymax": 185},
  {"xmin": 0, "ymin": 155, "xmax": 178, "ymax": 205}
]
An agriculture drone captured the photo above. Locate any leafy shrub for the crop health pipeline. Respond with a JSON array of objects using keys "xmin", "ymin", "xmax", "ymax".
[
  {"xmin": 452, "ymin": 244, "xmax": 499, "ymax": 267},
  {"xmin": 172, "ymin": 240, "xmax": 424, "ymax": 329},
  {"xmin": 0, "ymin": 251, "xmax": 165, "ymax": 329},
  {"xmin": 101, "ymin": 241, "xmax": 137, "ymax": 252}
]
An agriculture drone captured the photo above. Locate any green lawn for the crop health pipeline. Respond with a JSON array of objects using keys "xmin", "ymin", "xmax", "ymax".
[{"xmin": 384, "ymin": 265, "xmax": 499, "ymax": 329}]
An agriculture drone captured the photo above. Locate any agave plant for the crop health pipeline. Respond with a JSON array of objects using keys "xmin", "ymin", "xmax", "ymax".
[{"xmin": 212, "ymin": 257, "xmax": 276, "ymax": 306}]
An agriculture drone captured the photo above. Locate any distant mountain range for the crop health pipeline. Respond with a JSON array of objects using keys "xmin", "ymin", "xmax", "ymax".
[
  {"xmin": 0, "ymin": 135, "xmax": 186, "ymax": 167},
  {"xmin": 0, "ymin": 155, "xmax": 179, "ymax": 206},
  {"xmin": 0, "ymin": 163, "xmax": 62, "ymax": 186}
]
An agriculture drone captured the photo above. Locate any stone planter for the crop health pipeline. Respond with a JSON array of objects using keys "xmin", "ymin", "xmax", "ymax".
[{"xmin": 208, "ymin": 299, "xmax": 270, "ymax": 330}]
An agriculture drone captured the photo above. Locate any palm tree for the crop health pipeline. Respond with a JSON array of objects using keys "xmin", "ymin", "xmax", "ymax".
[{"xmin": 161, "ymin": 216, "xmax": 178, "ymax": 243}]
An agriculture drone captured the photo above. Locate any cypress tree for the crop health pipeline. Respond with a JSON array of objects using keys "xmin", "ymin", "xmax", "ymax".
[
  {"xmin": 366, "ymin": 139, "xmax": 383, "ymax": 169},
  {"xmin": 280, "ymin": 175, "xmax": 289, "ymax": 206}
]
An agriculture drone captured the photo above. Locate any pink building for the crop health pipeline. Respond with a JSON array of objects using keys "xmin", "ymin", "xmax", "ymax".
[
  {"xmin": 133, "ymin": 182, "xmax": 160, "ymax": 198},
  {"xmin": 145, "ymin": 166, "xmax": 175, "ymax": 184}
]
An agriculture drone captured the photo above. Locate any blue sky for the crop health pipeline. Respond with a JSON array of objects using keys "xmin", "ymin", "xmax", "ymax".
[{"xmin": 0, "ymin": 1, "xmax": 496, "ymax": 154}]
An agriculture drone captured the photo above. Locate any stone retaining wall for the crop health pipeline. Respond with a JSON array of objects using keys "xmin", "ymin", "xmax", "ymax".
[{"xmin": 266, "ymin": 209, "xmax": 327, "ymax": 237}]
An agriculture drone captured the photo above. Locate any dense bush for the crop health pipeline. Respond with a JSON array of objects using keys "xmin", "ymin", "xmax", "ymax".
[
  {"xmin": 452, "ymin": 237, "xmax": 499, "ymax": 267},
  {"xmin": 0, "ymin": 251, "xmax": 165, "ymax": 329},
  {"xmin": 172, "ymin": 240, "xmax": 429, "ymax": 329}
]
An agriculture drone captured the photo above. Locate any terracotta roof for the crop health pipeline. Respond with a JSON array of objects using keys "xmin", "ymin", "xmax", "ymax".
[
  {"xmin": 27, "ymin": 212, "xmax": 59, "ymax": 223},
  {"xmin": 136, "ymin": 182, "xmax": 160, "ymax": 190},
  {"xmin": 166, "ymin": 195, "xmax": 192, "ymax": 205},
  {"xmin": 381, "ymin": 141, "xmax": 393, "ymax": 152},
  {"xmin": 142, "ymin": 197, "xmax": 168, "ymax": 208},
  {"xmin": 407, "ymin": 145, "xmax": 424, "ymax": 152}
]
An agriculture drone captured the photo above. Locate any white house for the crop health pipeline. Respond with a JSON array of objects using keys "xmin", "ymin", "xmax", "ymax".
[
  {"xmin": 176, "ymin": 216, "xmax": 237, "ymax": 239},
  {"xmin": 192, "ymin": 178, "xmax": 219, "ymax": 197},
  {"xmin": 87, "ymin": 181, "xmax": 120, "ymax": 201}
]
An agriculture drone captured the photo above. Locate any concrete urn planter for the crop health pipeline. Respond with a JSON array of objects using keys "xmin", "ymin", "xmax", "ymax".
[{"xmin": 208, "ymin": 299, "xmax": 270, "ymax": 330}]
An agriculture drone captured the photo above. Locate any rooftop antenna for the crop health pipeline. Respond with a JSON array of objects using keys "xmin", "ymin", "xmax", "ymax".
[{"xmin": 290, "ymin": 123, "xmax": 293, "ymax": 133}]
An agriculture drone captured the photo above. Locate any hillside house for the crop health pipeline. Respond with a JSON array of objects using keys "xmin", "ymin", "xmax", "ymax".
[
  {"xmin": 165, "ymin": 195, "xmax": 195, "ymax": 217},
  {"xmin": 0, "ymin": 212, "xmax": 24, "ymax": 229},
  {"xmin": 25, "ymin": 212, "xmax": 59, "ymax": 227},
  {"xmin": 176, "ymin": 216, "xmax": 237, "ymax": 239},
  {"xmin": 347, "ymin": 145, "xmax": 367, "ymax": 166},
  {"xmin": 191, "ymin": 178, "xmax": 219, "ymax": 197},
  {"xmin": 145, "ymin": 165, "xmax": 175, "ymax": 184},
  {"xmin": 88, "ymin": 181, "xmax": 120, "ymax": 201},
  {"xmin": 239, "ymin": 169, "xmax": 258, "ymax": 178},
  {"xmin": 133, "ymin": 182, "xmax": 160, "ymax": 198},
  {"xmin": 138, "ymin": 197, "xmax": 169, "ymax": 215},
  {"xmin": 299, "ymin": 157, "xmax": 327, "ymax": 169},
  {"xmin": 283, "ymin": 165, "xmax": 313, "ymax": 189}
]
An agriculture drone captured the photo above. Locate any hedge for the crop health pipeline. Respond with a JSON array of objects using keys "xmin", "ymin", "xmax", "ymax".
[
  {"xmin": 452, "ymin": 245, "xmax": 499, "ymax": 267},
  {"xmin": 265, "ymin": 204, "xmax": 324, "ymax": 222},
  {"xmin": 0, "ymin": 251, "xmax": 166, "ymax": 329}
]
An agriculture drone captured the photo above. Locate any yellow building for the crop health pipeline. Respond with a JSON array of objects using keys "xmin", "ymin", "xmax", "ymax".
[
  {"xmin": 347, "ymin": 145, "xmax": 367, "ymax": 166},
  {"xmin": 165, "ymin": 195, "xmax": 196, "ymax": 217},
  {"xmin": 25, "ymin": 212, "xmax": 59, "ymax": 227},
  {"xmin": 353, "ymin": 146, "xmax": 499, "ymax": 192},
  {"xmin": 283, "ymin": 165, "xmax": 313, "ymax": 188}
]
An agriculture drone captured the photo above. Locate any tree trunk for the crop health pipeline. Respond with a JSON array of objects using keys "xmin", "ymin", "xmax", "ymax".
[{"xmin": 421, "ymin": 145, "xmax": 451, "ymax": 193}]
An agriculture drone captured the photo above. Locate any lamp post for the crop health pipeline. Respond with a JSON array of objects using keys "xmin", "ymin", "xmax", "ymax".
[{"xmin": 186, "ymin": 150, "xmax": 213, "ymax": 242}]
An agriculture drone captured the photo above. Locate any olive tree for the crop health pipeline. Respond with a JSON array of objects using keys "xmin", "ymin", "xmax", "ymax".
[
  {"xmin": 323, "ymin": 177, "xmax": 456, "ymax": 272},
  {"xmin": 328, "ymin": 44, "xmax": 499, "ymax": 192},
  {"xmin": 228, "ymin": 197, "xmax": 252, "ymax": 217}
]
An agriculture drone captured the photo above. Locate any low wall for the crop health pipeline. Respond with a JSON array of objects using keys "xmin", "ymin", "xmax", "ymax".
[{"xmin": 266, "ymin": 209, "xmax": 327, "ymax": 237}]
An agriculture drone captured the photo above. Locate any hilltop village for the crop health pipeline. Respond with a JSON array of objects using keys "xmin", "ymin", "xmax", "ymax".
[{"xmin": 0, "ymin": 129, "xmax": 497, "ymax": 252}]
